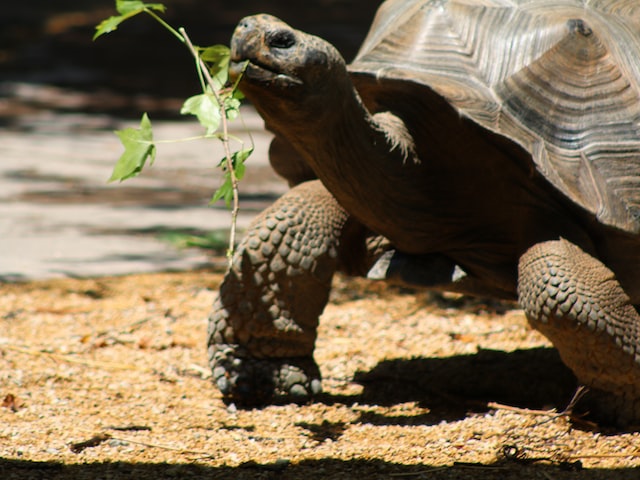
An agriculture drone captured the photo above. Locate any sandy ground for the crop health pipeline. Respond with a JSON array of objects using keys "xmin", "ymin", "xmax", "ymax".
[
  {"xmin": 3, "ymin": 13, "xmax": 640, "ymax": 475},
  {"xmin": 5, "ymin": 3, "xmax": 639, "ymax": 478},
  {"xmin": 1, "ymin": 270, "xmax": 640, "ymax": 479}
]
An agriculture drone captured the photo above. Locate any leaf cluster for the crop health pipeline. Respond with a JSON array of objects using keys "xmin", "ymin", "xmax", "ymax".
[
  {"xmin": 95, "ymin": 0, "xmax": 253, "ymax": 261},
  {"xmin": 96, "ymin": 0, "xmax": 251, "ymax": 209},
  {"xmin": 211, "ymin": 147, "xmax": 253, "ymax": 207}
]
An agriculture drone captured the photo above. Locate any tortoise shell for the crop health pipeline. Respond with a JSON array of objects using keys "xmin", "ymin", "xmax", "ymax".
[{"xmin": 349, "ymin": 0, "xmax": 640, "ymax": 233}]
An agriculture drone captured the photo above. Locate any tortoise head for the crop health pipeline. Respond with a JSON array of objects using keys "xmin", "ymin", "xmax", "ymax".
[{"xmin": 229, "ymin": 15, "xmax": 351, "ymax": 119}]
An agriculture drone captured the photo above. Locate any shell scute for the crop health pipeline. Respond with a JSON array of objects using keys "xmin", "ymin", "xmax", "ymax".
[{"xmin": 351, "ymin": 0, "xmax": 640, "ymax": 232}]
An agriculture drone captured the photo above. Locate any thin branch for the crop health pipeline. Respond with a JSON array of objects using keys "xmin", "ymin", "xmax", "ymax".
[
  {"xmin": 179, "ymin": 27, "xmax": 240, "ymax": 266},
  {"xmin": 559, "ymin": 385, "xmax": 589, "ymax": 416},
  {"xmin": 69, "ymin": 433, "xmax": 112, "ymax": 453},
  {"xmin": 2, "ymin": 344, "xmax": 148, "ymax": 372},
  {"xmin": 69, "ymin": 430, "xmax": 216, "ymax": 458},
  {"xmin": 487, "ymin": 402, "xmax": 560, "ymax": 417},
  {"xmin": 93, "ymin": 316, "xmax": 153, "ymax": 339}
]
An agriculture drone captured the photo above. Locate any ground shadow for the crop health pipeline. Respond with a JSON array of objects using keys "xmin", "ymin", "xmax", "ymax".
[
  {"xmin": 0, "ymin": 456, "xmax": 634, "ymax": 480},
  {"xmin": 342, "ymin": 347, "xmax": 578, "ymax": 425}
]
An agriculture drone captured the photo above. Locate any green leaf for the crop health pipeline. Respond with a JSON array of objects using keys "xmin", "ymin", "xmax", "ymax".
[
  {"xmin": 210, "ymin": 178, "xmax": 233, "ymax": 207},
  {"xmin": 232, "ymin": 88, "xmax": 245, "ymax": 101},
  {"xmin": 94, "ymin": 15, "xmax": 128, "ymax": 39},
  {"xmin": 181, "ymin": 91, "xmax": 221, "ymax": 135},
  {"xmin": 94, "ymin": 1, "xmax": 166, "ymax": 40},
  {"xmin": 117, "ymin": 0, "xmax": 165, "ymax": 15},
  {"xmin": 230, "ymin": 147, "xmax": 253, "ymax": 180},
  {"xmin": 108, "ymin": 113, "xmax": 156, "ymax": 182},
  {"xmin": 234, "ymin": 160, "xmax": 246, "ymax": 181},
  {"xmin": 201, "ymin": 45, "xmax": 230, "ymax": 88},
  {"xmin": 201, "ymin": 45, "xmax": 230, "ymax": 64},
  {"xmin": 224, "ymin": 97, "xmax": 241, "ymax": 121}
]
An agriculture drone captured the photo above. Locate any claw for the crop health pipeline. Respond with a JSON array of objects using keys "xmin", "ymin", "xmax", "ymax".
[{"xmin": 209, "ymin": 343, "xmax": 321, "ymax": 406}]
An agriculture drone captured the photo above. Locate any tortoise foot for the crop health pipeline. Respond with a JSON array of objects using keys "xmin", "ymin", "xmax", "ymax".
[{"xmin": 210, "ymin": 344, "xmax": 321, "ymax": 406}]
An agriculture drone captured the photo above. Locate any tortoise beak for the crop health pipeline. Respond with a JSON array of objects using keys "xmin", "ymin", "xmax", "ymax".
[{"xmin": 229, "ymin": 15, "xmax": 303, "ymax": 87}]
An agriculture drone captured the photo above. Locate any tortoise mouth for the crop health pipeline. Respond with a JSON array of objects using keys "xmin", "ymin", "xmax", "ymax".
[{"xmin": 230, "ymin": 59, "xmax": 303, "ymax": 88}]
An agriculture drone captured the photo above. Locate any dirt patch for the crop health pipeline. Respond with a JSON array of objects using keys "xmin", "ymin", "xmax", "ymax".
[{"xmin": 1, "ymin": 270, "xmax": 639, "ymax": 479}]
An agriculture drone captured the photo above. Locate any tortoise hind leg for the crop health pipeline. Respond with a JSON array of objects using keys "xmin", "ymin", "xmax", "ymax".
[
  {"xmin": 207, "ymin": 180, "xmax": 366, "ymax": 406},
  {"xmin": 518, "ymin": 238, "xmax": 640, "ymax": 427}
]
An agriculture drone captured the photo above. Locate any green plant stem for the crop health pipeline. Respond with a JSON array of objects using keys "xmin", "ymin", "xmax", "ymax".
[
  {"xmin": 145, "ymin": 8, "xmax": 185, "ymax": 44},
  {"xmin": 179, "ymin": 27, "xmax": 240, "ymax": 266},
  {"xmin": 154, "ymin": 135, "xmax": 210, "ymax": 144}
]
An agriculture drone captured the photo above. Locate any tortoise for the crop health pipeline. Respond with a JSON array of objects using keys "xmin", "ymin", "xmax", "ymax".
[{"xmin": 207, "ymin": 0, "xmax": 640, "ymax": 426}]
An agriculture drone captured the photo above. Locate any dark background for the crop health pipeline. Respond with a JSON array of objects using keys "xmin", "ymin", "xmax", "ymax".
[{"xmin": 1, "ymin": 0, "xmax": 382, "ymax": 118}]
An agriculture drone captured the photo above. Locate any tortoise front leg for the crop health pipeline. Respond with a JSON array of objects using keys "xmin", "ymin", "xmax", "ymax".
[
  {"xmin": 518, "ymin": 238, "xmax": 640, "ymax": 427},
  {"xmin": 207, "ymin": 180, "xmax": 369, "ymax": 406}
]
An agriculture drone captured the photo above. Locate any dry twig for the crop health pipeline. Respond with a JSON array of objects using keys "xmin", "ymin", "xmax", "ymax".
[
  {"xmin": 487, "ymin": 402, "xmax": 559, "ymax": 417},
  {"xmin": 69, "ymin": 433, "xmax": 111, "ymax": 453},
  {"xmin": 2, "ymin": 344, "xmax": 147, "ymax": 372}
]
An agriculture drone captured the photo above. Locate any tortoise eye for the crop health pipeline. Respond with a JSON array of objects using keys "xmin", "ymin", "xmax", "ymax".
[{"xmin": 267, "ymin": 29, "xmax": 296, "ymax": 49}]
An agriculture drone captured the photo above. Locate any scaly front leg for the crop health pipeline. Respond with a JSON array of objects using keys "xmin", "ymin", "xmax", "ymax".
[
  {"xmin": 519, "ymin": 238, "xmax": 640, "ymax": 427},
  {"xmin": 207, "ymin": 180, "xmax": 368, "ymax": 406}
]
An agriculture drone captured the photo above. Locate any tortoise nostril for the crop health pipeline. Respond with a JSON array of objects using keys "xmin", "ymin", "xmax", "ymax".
[
  {"xmin": 267, "ymin": 29, "xmax": 296, "ymax": 49},
  {"xmin": 237, "ymin": 17, "xmax": 253, "ymax": 30}
]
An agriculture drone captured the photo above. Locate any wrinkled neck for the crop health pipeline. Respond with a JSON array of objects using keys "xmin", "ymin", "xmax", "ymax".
[{"xmin": 266, "ymin": 87, "xmax": 421, "ymax": 240}]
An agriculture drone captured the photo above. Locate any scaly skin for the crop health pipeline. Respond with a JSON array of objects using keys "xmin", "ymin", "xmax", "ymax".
[
  {"xmin": 207, "ymin": 180, "xmax": 377, "ymax": 405},
  {"xmin": 519, "ymin": 239, "xmax": 640, "ymax": 427}
]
